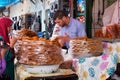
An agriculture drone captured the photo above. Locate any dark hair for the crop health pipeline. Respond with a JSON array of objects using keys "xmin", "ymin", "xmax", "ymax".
[{"xmin": 53, "ymin": 10, "xmax": 68, "ymax": 20}]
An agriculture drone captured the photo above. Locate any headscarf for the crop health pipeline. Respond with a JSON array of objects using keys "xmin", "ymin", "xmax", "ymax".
[{"xmin": 0, "ymin": 17, "xmax": 13, "ymax": 43}]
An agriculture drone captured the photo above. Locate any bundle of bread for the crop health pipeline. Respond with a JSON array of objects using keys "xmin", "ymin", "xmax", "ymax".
[
  {"xmin": 68, "ymin": 37, "xmax": 103, "ymax": 58},
  {"xmin": 94, "ymin": 24, "xmax": 120, "ymax": 39}
]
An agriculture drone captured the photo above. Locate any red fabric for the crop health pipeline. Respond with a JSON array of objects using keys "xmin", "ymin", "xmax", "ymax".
[{"xmin": 0, "ymin": 17, "xmax": 13, "ymax": 43}]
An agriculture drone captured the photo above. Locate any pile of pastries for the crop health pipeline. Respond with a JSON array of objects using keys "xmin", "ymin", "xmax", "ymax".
[
  {"xmin": 15, "ymin": 29, "xmax": 63, "ymax": 66},
  {"xmin": 16, "ymin": 28, "xmax": 38, "ymax": 38},
  {"xmin": 69, "ymin": 37, "xmax": 103, "ymax": 57},
  {"xmin": 94, "ymin": 24, "xmax": 120, "ymax": 39}
]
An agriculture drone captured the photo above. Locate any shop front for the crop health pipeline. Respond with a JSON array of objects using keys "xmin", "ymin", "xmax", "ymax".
[{"xmin": 0, "ymin": 0, "xmax": 120, "ymax": 80}]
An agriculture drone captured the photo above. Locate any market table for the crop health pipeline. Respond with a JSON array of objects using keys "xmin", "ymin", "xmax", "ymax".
[
  {"xmin": 15, "ymin": 64, "xmax": 78, "ymax": 80},
  {"xmin": 25, "ymin": 74, "xmax": 78, "ymax": 80}
]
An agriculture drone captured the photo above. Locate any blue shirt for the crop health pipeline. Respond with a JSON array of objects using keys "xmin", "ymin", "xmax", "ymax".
[{"xmin": 59, "ymin": 17, "xmax": 86, "ymax": 48}]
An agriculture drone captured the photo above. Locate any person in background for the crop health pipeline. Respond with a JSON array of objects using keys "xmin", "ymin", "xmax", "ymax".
[
  {"xmin": 31, "ymin": 21, "xmax": 40, "ymax": 33},
  {"xmin": 36, "ymin": 16, "xmax": 42, "ymax": 32},
  {"xmin": 0, "ymin": 17, "xmax": 17, "ymax": 80},
  {"xmin": 53, "ymin": 10, "xmax": 86, "ymax": 48}
]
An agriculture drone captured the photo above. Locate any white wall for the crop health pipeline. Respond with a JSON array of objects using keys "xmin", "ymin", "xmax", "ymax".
[
  {"xmin": 9, "ymin": 0, "xmax": 53, "ymax": 31},
  {"xmin": 10, "ymin": 0, "xmax": 30, "ymax": 17}
]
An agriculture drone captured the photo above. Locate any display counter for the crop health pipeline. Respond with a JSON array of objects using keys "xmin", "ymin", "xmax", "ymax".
[{"xmin": 15, "ymin": 63, "xmax": 78, "ymax": 80}]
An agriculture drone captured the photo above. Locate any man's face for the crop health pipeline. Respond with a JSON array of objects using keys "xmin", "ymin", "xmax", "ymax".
[{"xmin": 54, "ymin": 17, "xmax": 66, "ymax": 27}]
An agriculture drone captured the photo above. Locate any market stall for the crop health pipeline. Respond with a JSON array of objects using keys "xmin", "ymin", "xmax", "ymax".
[
  {"xmin": 13, "ymin": 29, "xmax": 78, "ymax": 80},
  {"xmin": 13, "ymin": 28, "xmax": 120, "ymax": 80}
]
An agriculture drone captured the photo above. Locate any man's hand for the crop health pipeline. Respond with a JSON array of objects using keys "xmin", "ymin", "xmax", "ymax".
[
  {"xmin": 53, "ymin": 33, "xmax": 70, "ymax": 47},
  {"xmin": 56, "ymin": 33, "xmax": 70, "ymax": 42},
  {"xmin": 64, "ymin": 33, "xmax": 70, "ymax": 42}
]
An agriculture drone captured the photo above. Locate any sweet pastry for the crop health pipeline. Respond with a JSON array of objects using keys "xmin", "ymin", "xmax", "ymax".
[
  {"xmin": 94, "ymin": 24, "xmax": 120, "ymax": 39},
  {"xmin": 16, "ymin": 28, "xmax": 38, "ymax": 39},
  {"xmin": 15, "ymin": 38, "xmax": 63, "ymax": 66},
  {"xmin": 69, "ymin": 37, "xmax": 103, "ymax": 57},
  {"xmin": 14, "ymin": 29, "xmax": 64, "ymax": 74}
]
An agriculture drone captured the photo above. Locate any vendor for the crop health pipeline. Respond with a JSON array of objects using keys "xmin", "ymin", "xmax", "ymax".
[
  {"xmin": 53, "ymin": 10, "xmax": 86, "ymax": 48},
  {"xmin": 31, "ymin": 21, "xmax": 40, "ymax": 33}
]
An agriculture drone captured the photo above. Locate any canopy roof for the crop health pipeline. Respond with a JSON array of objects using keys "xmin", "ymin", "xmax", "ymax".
[{"xmin": 0, "ymin": 0, "xmax": 20, "ymax": 7}]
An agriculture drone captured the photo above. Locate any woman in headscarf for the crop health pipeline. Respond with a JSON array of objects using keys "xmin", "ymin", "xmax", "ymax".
[{"xmin": 0, "ymin": 17, "xmax": 17, "ymax": 80}]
